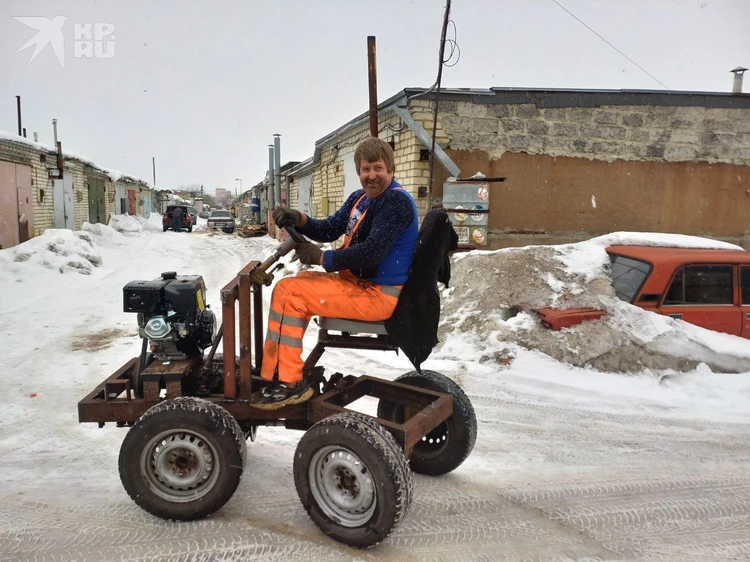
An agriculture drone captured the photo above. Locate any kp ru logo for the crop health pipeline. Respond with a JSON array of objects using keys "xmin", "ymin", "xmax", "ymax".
[
  {"xmin": 75, "ymin": 23, "xmax": 116, "ymax": 60},
  {"xmin": 14, "ymin": 16, "xmax": 115, "ymax": 68}
]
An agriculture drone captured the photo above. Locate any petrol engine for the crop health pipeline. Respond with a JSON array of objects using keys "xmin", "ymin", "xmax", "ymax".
[{"xmin": 123, "ymin": 271, "xmax": 216, "ymax": 360}]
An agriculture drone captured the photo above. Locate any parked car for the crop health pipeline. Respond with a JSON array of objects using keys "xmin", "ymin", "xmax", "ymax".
[
  {"xmin": 535, "ymin": 245, "xmax": 750, "ymax": 338},
  {"xmin": 162, "ymin": 205, "xmax": 194, "ymax": 232},
  {"xmin": 207, "ymin": 209, "xmax": 235, "ymax": 233},
  {"xmin": 187, "ymin": 206, "xmax": 197, "ymax": 225}
]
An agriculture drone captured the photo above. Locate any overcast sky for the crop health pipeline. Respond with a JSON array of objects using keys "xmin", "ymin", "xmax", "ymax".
[{"xmin": 2, "ymin": 0, "xmax": 748, "ymax": 195}]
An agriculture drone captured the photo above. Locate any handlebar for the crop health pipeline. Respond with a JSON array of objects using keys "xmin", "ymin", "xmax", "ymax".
[{"xmin": 256, "ymin": 225, "xmax": 308, "ymax": 277}]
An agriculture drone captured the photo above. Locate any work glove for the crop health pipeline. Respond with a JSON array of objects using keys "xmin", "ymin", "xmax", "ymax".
[
  {"xmin": 295, "ymin": 242, "xmax": 323, "ymax": 266},
  {"xmin": 273, "ymin": 207, "xmax": 302, "ymax": 228}
]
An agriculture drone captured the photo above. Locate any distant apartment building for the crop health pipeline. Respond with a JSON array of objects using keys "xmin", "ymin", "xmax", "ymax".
[{"xmin": 215, "ymin": 187, "xmax": 231, "ymax": 206}]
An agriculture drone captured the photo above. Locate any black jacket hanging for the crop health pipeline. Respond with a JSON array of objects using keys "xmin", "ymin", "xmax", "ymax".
[{"xmin": 385, "ymin": 210, "xmax": 458, "ymax": 371}]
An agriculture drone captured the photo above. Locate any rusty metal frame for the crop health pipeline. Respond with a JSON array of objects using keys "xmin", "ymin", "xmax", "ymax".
[
  {"xmin": 78, "ymin": 256, "xmax": 455, "ymax": 457},
  {"xmin": 309, "ymin": 376, "xmax": 452, "ymax": 457}
]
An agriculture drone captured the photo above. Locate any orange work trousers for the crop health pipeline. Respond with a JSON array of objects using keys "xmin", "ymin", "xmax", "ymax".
[{"xmin": 261, "ymin": 271, "xmax": 400, "ymax": 384}]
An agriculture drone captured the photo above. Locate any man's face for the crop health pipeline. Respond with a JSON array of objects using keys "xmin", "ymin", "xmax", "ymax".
[{"xmin": 359, "ymin": 158, "xmax": 393, "ymax": 198}]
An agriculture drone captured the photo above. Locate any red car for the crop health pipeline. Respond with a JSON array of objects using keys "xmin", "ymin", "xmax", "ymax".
[
  {"xmin": 535, "ymin": 245, "xmax": 750, "ymax": 338},
  {"xmin": 162, "ymin": 205, "xmax": 194, "ymax": 232}
]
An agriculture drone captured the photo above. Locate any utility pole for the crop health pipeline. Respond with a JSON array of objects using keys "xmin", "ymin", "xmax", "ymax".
[
  {"xmin": 274, "ymin": 134, "xmax": 281, "ymax": 206},
  {"xmin": 152, "ymin": 157, "xmax": 156, "ymax": 186}
]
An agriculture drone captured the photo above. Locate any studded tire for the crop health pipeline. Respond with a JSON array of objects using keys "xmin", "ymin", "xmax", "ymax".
[
  {"xmin": 377, "ymin": 370, "xmax": 477, "ymax": 476},
  {"xmin": 118, "ymin": 397, "xmax": 247, "ymax": 521},
  {"xmin": 293, "ymin": 412, "xmax": 413, "ymax": 548}
]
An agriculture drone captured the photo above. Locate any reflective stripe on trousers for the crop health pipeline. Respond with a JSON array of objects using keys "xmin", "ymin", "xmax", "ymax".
[{"xmin": 262, "ymin": 271, "xmax": 401, "ymax": 385}]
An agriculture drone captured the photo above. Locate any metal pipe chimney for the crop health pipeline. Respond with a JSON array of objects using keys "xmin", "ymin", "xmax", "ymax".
[
  {"xmin": 367, "ymin": 36, "xmax": 378, "ymax": 137},
  {"xmin": 268, "ymin": 145, "xmax": 276, "ymax": 209},
  {"xmin": 274, "ymin": 134, "xmax": 282, "ymax": 206},
  {"xmin": 731, "ymin": 67, "xmax": 748, "ymax": 94},
  {"xmin": 16, "ymin": 96, "xmax": 22, "ymax": 136},
  {"xmin": 53, "ymin": 119, "xmax": 58, "ymax": 144}
]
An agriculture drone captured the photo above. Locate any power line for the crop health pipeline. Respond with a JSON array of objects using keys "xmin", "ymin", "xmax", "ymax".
[{"xmin": 551, "ymin": 0, "xmax": 670, "ymax": 90}]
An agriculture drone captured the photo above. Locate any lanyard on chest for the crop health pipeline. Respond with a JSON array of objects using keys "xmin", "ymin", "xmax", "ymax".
[{"xmin": 342, "ymin": 193, "xmax": 369, "ymax": 249}]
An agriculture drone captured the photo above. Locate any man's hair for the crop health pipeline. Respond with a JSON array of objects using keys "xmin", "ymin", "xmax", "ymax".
[{"xmin": 354, "ymin": 137, "xmax": 395, "ymax": 174}]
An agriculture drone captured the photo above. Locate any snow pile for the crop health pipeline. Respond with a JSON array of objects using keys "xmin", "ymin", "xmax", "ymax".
[
  {"xmin": 442, "ymin": 232, "xmax": 750, "ymax": 373},
  {"xmin": 0, "ymin": 229, "xmax": 102, "ymax": 276},
  {"xmin": 107, "ymin": 214, "xmax": 163, "ymax": 234}
]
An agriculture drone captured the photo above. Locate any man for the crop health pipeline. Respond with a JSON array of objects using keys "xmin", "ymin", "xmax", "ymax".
[
  {"xmin": 171, "ymin": 206, "xmax": 184, "ymax": 232},
  {"xmin": 254, "ymin": 137, "xmax": 418, "ymax": 408}
]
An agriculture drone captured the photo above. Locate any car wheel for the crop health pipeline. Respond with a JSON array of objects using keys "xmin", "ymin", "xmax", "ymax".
[
  {"xmin": 163, "ymin": 226, "xmax": 168, "ymax": 232},
  {"xmin": 294, "ymin": 412, "xmax": 412, "ymax": 548},
  {"xmin": 118, "ymin": 397, "xmax": 246, "ymax": 521}
]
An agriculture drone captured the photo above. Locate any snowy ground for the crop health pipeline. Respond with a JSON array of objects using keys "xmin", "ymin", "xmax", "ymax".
[{"xmin": 1, "ymin": 216, "xmax": 750, "ymax": 561}]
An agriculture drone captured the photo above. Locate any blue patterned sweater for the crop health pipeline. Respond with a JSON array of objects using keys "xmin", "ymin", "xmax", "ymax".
[{"xmin": 299, "ymin": 179, "xmax": 418, "ymax": 285}]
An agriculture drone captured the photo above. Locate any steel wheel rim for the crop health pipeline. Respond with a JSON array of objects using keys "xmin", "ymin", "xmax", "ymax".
[
  {"xmin": 308, "ymin": 445, "xmax": 376, "ymax": 527},
  {"xmin": 415, "ymin": 420, "xmax": 449, "ymax": 458},
  {"xmin": 140, "ymin": 429, "xmax": 220, "ymax": 503}
]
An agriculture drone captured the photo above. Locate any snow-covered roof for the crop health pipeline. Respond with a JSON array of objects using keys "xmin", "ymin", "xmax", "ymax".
[{"xmin": 0, "ymin": 129, "xmax": 152, "ymax": 187}]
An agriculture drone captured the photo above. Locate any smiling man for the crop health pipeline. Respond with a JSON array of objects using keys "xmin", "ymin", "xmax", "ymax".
[{"xmin": 254, "ymin": 137, "xmax": 418, "ymax": 408}]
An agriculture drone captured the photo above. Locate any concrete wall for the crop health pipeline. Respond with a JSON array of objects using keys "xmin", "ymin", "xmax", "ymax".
[
  {"xmin": 425, "ymin": 97, "xmax": 750, "ymax": 247},
  {"xmin": 438, "ymin": 101, "xmax": 749, "ymax": 166}
]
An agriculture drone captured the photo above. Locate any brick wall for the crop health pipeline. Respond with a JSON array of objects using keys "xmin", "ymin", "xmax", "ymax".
[
  {"xmin": 1, "ymin": 137, "xmax": 152, "ymax": 241},
  {"xmin": 308, "ymin": 109, "xmax": 437, "ymax": 220},
  {"xmin": 1, "ymin": 140, "xmax": 59, "ymax": 236}
]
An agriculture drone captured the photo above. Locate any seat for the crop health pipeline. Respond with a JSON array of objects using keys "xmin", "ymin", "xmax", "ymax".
[{"xmin": 318, "ymin": 317, "xmax": 388, "ymax": 335}]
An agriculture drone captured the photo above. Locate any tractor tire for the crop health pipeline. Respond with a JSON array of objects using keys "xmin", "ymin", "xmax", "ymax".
[
  {"xmin": 293, "ymin": 412, "xmax": 412, "ymax": 548},
  {"xmin": 118, "ymin": 397, "xmax": 246, "ymax": 521},
  {"xmin": 377, "ymin": 370, "xmax": 476, "ymax": 476}
]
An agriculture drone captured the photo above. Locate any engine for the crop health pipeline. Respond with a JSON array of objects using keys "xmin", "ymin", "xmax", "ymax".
[{"xmin": 123, "ymin": 271, "xmax": 216, "ymax": 361}]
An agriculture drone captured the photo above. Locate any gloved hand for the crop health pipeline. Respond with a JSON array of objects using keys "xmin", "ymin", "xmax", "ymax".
[
  {"xmin": 273, "ymin": 207, "xmax": 302, "ymax": 228},
  {"xmin": 295, "ymin": 242, "xmax": 323, "ymax": 266}
]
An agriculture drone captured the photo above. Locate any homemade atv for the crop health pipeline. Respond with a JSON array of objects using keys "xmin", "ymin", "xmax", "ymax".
[{"xmin": 78, "ymin": 227, "xmax": 477, "ymax": 548}]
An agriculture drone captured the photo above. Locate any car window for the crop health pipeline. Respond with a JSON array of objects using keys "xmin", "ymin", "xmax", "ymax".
[
  {"xmin": 211, "ymin": 211, "xmax": 231, "ymax": 217},
  {"xmin": 608, "ymin": 254, "xmax": 651, "ymax": 303},
  {"xmin": 664, "ymin": 265, "xmax": 733, "ymax": 305},
  {"xmin": 187, "ymin": 207, "xmax": 196, "ymax": 214},
  {"xmin": 741, "ymin": 267, "xmax": 750, "ymax": 304}
]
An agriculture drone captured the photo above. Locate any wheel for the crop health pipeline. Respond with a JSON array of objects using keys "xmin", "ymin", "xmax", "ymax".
[
  {"xmin": 294, "ymin": 412, "xmax": 413, "ymax": 548},
  {"xmin": 188, "ymin": 224, "xmax": 193, "ymax": 232},
  {"xmin": 163, "ymin": 226, "xmax": 168, "ymax": 232},
  {"xmin": 118, "ymin": 397, "xmax": 246, "ymax": 521},
  {"xmin": 377, "ymin": 370, "xmax": 476, "ymax": 476}
]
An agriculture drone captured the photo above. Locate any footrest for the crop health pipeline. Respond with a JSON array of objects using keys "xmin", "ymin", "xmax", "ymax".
[{"xmin": 318, "ymin": 317, "xmax": 388, "ymax": 335}]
